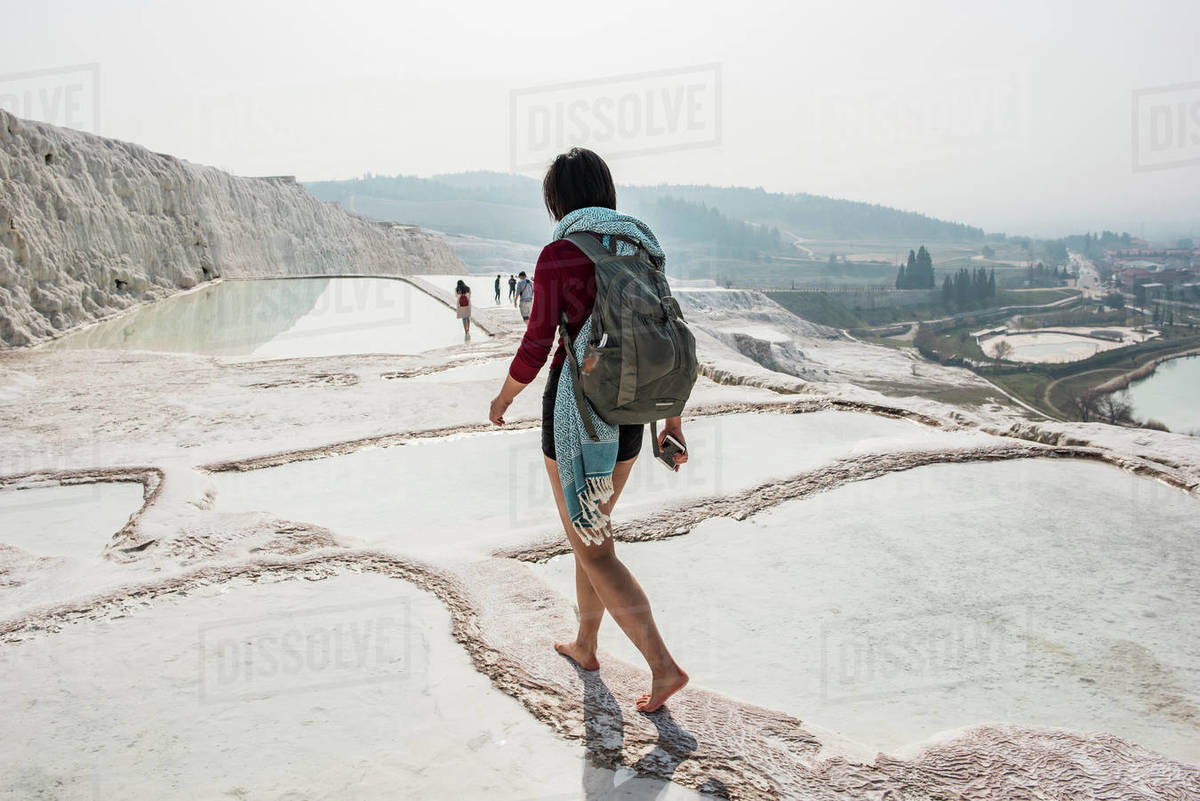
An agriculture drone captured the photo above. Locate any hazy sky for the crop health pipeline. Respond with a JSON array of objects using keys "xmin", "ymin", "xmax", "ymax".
[{"xmin": 2, "ymin": 0, "xmax": 1198, "ymax": 239}]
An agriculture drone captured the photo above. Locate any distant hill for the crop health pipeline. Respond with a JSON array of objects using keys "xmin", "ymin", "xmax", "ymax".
[
  {"xmin": 304, "ymin": 172, "xmax": 985, "ymax": 252},
  {"xmin": 623, "ymin": 184, "xmax": 985, "ymax": 243}
]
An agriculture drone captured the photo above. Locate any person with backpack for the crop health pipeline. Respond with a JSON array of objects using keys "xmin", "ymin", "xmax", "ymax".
[
  {"xmin": 508, "ymin": 274, "xmax": 517, "ymax": 302},
  {"xmin": 487, "ymin": 147, "xmax": 696, "ymax": 714},
  {"xmin": 494, "ymin": 274, "xmax": 501, "ymax": 304},
  {"xmin": 515, "ymin": 270, "xmax": 534, "ymax": 321},
  {"xmin": 454, "ymin": 279, "xmax": 472, "ymax": 341}
]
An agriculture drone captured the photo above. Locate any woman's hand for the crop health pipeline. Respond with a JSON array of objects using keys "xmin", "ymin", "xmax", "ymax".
[
  {"xmin": 489, "ymin": 394, "xmax": 512, "ymax": 426},
  {"xmin": 489, "ymin": 374, "xmax": 528, "ymax": 426},
  {"xmin": 659, "ymin": 417, "xmax": 688, "ymax": 472}
]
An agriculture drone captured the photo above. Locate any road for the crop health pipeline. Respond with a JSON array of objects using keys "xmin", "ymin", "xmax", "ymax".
[
  {"xmin": 778, "ymin": 229, "xmax": 815, "ymax": 259},
  {"xmin": 1069, "ymin": 251, "xmax": 1103, "ymax": 298}
]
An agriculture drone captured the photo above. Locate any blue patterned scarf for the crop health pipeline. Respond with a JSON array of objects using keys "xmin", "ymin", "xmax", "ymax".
[{"xmin": 550, "ymin": 207, "xmax": 666, "ymax": 544}]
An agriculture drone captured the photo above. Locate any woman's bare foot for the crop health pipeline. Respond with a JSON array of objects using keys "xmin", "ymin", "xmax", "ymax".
[
  {"xmin": 554, "ymin": 640, "xmax": 599, "ymax": 671},
  {"xmin": 636, "ymin": 664, "xmax": 689, "ymax": 713}
]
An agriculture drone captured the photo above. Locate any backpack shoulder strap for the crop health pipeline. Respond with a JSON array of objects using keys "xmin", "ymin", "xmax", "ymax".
[
  {"xmin": 564, "ymin": 231, "xmax": 618, "ymax": 264},
  {"xmin": 558, "ymin": 311, "xmax": 600, "ymax": 443}
]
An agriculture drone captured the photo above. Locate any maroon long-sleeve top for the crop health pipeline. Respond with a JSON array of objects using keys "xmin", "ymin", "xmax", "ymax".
[{"xmin": 508, "ymin": 237, "xmax": 597, "ymax": 384}]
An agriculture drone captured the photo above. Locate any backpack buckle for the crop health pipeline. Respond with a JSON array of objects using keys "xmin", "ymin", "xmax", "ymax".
[{"xmin": 660, "ymin": 296, "xmax": 677, "ymax": 320}]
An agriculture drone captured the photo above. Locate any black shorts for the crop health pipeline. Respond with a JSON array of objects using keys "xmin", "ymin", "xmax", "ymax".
[{"xmin": 541, "ymin": 363, "xmax": 644, "ymax": 462}]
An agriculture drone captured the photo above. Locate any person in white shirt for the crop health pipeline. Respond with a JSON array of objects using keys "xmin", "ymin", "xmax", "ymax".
[{"xmin": 515, "ymin": 271, "xmax": 534, "ymax": 321}]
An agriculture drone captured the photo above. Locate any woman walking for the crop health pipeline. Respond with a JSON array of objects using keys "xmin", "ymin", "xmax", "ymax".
[
  {"xmin": 488, "ymin": 148, "xmax": 688, "ymax": 713},
  {"xmin": 455, "ymin": 279, "xmax": 472, "ymax": 341}
]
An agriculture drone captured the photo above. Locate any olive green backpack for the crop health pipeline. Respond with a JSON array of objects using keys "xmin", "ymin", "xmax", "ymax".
[{"xmin": 558, "ymin": 232, "xmax": 698, "ymax": 455}]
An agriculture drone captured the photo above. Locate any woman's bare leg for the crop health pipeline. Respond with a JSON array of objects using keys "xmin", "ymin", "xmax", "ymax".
[
  {"xmin": 549, "ymin": 455, "xmax": 635, "ymax": 670},
  {"xmin": 545, "ymin": 454, "xmax": 688, "ymax": 711}
]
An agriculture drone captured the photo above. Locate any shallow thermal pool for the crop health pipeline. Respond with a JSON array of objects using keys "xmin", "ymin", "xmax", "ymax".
[
  {"xmin": 209, "ymin": 410, "xmax": 1000, "ymax": 560},
  {"xmin": 0, "ymin": 572, "xmax": 716, "ymax": 800},
  {"xmin": 983, "ymin": 328, "xmax": 1147, "ymax": 364},
  {"xmin": 1125, "ymin": 355, "xmax": 1200, "ymax": 435},
  {"xmin": 50, "ymin": 277, "xmax": 479, "ymax": 360},
  {"xmin": 535, "ymin": 458, "xmax": 1200, "ymax": 765},
  {"xmin": 0, "ymin": 482, "xmax": 144, "ymax": 559}
]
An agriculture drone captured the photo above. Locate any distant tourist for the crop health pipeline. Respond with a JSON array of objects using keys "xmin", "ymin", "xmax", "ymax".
[
  {"xmin": 455, "ymin": 279, "xmax": 472, "ymax": 341},
  {"xmin": 494, "ymin": 274, "xmax": 501, "ymax": 304},
  {"xmin": 487, "ymin": 147, "xmax": 689, "ymax": 714},
  {"xmin": 515, "ymin": 271, "xmax": 534, "ymax": 321},
  {"xmin": 508, "ymin": 274, "xmax": 517, "ymax": 302}
]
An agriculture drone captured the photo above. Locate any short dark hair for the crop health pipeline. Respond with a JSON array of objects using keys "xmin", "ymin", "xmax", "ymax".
[
  {"xmin": 542, "ymin": 147, "xmax": 616, "ymax": 221},
  {"xmin": 518, "ymin": 271, "xmax": 527, "ymax": 278}
]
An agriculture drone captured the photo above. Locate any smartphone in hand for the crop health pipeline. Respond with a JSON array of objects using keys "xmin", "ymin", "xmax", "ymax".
[{"xmin": 656, "ymin": 432, "xmax": 686, "ymax": 471}]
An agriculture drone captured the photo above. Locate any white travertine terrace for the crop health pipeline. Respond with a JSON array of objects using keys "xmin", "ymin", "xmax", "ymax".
[
  {"xmin": 0, "ymin": 109, "xmax": 463, "ymax": 346},
  {"xmin": 1, "ymin": 117, "xmax": 1199, "ymax": 800}
]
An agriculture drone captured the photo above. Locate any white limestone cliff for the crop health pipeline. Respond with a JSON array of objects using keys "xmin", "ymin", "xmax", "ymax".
[{"xmin": 0, "ymin": 110, "xmax": 464, "ymax": 346}]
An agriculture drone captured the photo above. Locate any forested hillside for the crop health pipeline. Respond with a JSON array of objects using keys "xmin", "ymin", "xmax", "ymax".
[{"xmin": 305, "ymin": 172, "xmax": 984, "ymax": 251}]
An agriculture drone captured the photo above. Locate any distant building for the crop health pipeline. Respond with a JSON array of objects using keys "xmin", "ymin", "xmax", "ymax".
[
  {"xmin": 1108, "ymin": 248, "xmax": 1200, "ymax": 259},
  {"xmin": 1141, "ymin": 282, "xmax": 1166, "ymax": 302},
  {"xmin": 1119, "ymin": 267, "xmax": 1198, "ymax": 292}
]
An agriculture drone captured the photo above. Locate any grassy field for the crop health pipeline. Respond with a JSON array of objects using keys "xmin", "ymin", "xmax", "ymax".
[
  {"xmin": 1045, "ymin": 369, "xmax": 1127, "ymax": 416},
  {"xmin": 985, "ymin": 370, "xmax": 1053, "ymax": 412},
  {"xmin": 766, "ymin": 285, "xmax": 1084, "ymax": 330},
  {"xmin": 993, "ymin": 288, "xmax": 1077, "ymax": 306},
  {"xmin": 763, "ymin": 292, "xmax": 866, "ymax": 328}
]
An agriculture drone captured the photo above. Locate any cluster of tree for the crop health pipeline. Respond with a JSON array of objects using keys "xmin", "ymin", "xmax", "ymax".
[
  {"xmin": 821, "ymin": 252, "xmax": 856, "ymax": 276},
  {"xmin": 984, "ymin": 231, "xmax": 1135, "ymax": 266},
  {"xmin": 895, "ymin": 246, "xmax": 935, "ymax": 289},
  {"xmin": 1063, "ymin": 231, "xmax": 1133, "ymax": 259},
  {"xmin": 993, "ymin": 237, "xmax": 1070, "ymax": 264},
  {"xmin": 940, "ymin": 267, "xmax": 997, "ymax": 310},
  {"xmin": 646, "ymin": 196, "xmax": 786, "ymax": 258},
  {"xmin": 911, "ymin": 323, "xmax": 972, "ymax": 365},
  {"xmin": 912, "ymin": 323, "xmax": 938, "ymax": 355},
  {"xmin": 1026, "ymin": 261, "xmax": 1068, "ymax": 288},
  {"xmin": 1070, "ymin": 388, "xmax": 1134, "ymax": 425}
]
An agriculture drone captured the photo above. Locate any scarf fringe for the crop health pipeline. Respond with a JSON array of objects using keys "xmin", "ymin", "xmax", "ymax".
[{"xmin": 570, "ymin": 475, "xmax": 615, "ymax": 546}]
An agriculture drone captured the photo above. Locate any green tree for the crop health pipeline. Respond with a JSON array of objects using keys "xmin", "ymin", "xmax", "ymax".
[
  {"xmin": 913, "ymin": 323, "xmax": 937, "ymax": 356},
  {"xmin": 915, "ymin": 246, "xmax": 934, "ymax": 288}
]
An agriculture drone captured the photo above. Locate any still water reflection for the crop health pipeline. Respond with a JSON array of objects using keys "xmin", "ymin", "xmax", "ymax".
[{"xmin": 51, "ymin": 278, "xmax": 475, "ymax": 359}]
